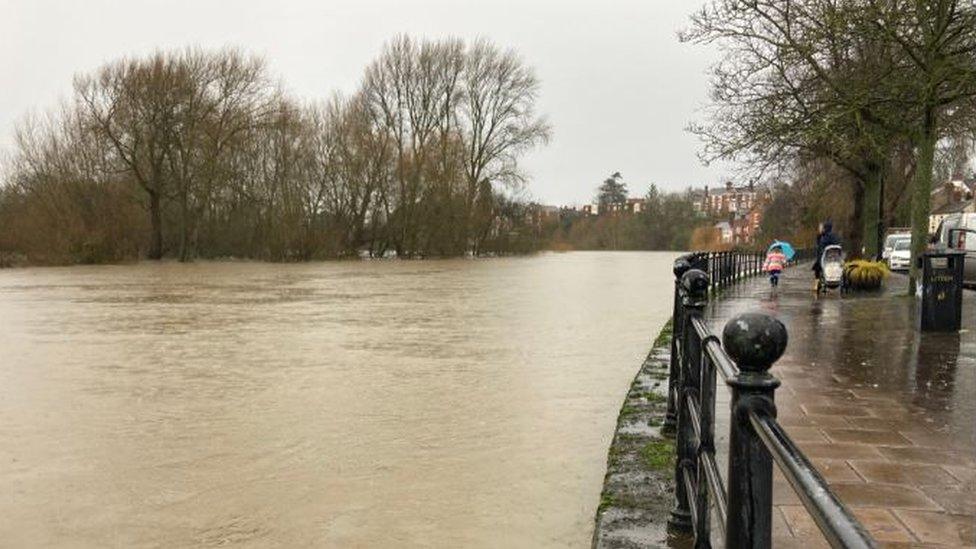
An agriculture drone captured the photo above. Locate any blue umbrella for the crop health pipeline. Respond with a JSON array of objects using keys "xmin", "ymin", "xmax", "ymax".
[{"xmin": 768, "ymin": 240, "xmax": 796, "ymax": 260}]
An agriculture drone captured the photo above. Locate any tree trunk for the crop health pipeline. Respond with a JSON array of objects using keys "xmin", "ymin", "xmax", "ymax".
[
  {"xmin": 148, "ymin": 191, "xmax": 164, "ymax": 260},
  {"xmin": 847, "ymin": 183, "xmax": 865, "ymax": 258},
  {"xmin": 877, "ymin": 171, "xmax": 885, "ymax": 259},
  {"xmin": 862, "ymin": 163, "xmax": 883, "ymax": 259},
  {"xmin": 178, "ymin": 191, "xmax": 190, "ymax": 263},
  {"xmin": 908, "ymin": 110, "xmax": 936, "ymax": 294}
]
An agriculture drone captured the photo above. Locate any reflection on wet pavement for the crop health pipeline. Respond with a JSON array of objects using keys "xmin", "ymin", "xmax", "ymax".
[{"xmin": 704, "ymin": 268, "xmax": 975, "ymax": 547}]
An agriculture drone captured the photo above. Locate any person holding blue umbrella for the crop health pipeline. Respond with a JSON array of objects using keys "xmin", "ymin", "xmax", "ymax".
[
  {"xmin": 768, "ymin": 240, "xmax": 796, "ymax": 262},
  {"xmin": 764, "ymin": 241, "xmax": 792, "ymax": 287}
]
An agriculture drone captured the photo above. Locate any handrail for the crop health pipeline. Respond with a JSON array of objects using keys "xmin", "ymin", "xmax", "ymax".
[
  {"xmin": 664, "ymin": 252, "xmax": 877, "ymax": 548},
  {"xmin": 693, "ymin": 317, "xmax": 739, "ymax": 381},
  {"xmin": 750, "ymin": 410, "xmax": 875, "ymax": 548}
]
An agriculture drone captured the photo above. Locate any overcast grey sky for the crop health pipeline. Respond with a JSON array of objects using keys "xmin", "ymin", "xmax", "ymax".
[{"xmin": 1, "ymin": 0, "xmax": 732, "ymax": 205}]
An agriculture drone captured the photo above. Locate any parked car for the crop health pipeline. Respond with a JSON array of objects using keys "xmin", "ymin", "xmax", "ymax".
[
  {"xmin": 887, "ymin": 238, "xmax": 911, "ymax": 271},
  {"xmin": 882, "ymin": 232, "xmax": 911, "ymax": 262},
  {"xmin": 934, "ymin": 212, "xmax": 976, "ymax": 287}
]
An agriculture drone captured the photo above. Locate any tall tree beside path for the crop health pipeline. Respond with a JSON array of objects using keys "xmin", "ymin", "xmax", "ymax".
[{"xmin": 864, "ymin": 0, "xmax": 976, "ymax": 289}]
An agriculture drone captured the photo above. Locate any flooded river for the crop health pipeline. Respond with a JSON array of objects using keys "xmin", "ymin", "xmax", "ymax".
[{"xmin": 0, "ymin": 252, "xmax": 679, "ymax": 548}]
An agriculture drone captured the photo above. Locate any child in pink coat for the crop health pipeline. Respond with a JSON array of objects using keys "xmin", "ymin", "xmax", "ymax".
[{"xmin": 764, "ymin": 245, "xmax": 787, "ymax": 287}]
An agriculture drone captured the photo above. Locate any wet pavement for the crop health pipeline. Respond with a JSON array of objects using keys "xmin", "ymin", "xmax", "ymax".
[{"xmin": 704, "ymin": 267, "xmax": 975, "ymax": 547}]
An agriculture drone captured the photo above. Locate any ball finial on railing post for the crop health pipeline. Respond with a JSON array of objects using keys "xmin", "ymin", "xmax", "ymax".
[
  {"xmin": 722, "ymin": 312, "xmax": 788, "ymax": 373},
  {"xmin": 680, "ymin": 268, "xmax": 710, "ymax": 307},
  {"xmin": 673, "ymin": 256, "xmax": 692, "ymax": 280},
  {"xmin": 722, "ymin": 311, "xmax": 786, "ymax": 547}
]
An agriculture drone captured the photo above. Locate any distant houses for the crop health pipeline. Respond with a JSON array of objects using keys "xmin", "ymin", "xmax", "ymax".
[
  {"xmin": 691, "ymin": 181, "xmax": 772, "ymax": 245},
  {"xmin": 534, "ymin": 197, "xmax": 643, "ymax": 221},
  {"xmin": 692, "ymin": 181, "xmax": 767, "ymax": 216},
  {"xmin": 929, "ymin": 176, "xmax": 976, "ymax": 232}
]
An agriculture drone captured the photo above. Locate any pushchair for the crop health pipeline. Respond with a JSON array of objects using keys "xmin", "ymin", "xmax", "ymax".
[{"xmin": 817, "ymin": 244, "xmax": 846, "ymax": 294}]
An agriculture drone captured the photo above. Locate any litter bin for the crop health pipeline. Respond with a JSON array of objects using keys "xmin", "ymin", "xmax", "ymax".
[{"xmin": 917, "ymin": 250, "xmax": 966, "ymax": 332}]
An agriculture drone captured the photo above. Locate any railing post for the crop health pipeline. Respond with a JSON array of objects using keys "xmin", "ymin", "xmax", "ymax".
[
  {"xmin": 709, "ymin": 253, "xmax": 716, "ymax": 289},
  {"xmin": 722, "ymin": 313, "xmax": 788, "ymax": 549},
  {"xmin": 695, "ymin": 344, "xmax": 717, "ymax": 547},
  {"xmin": 664, "ymin": 256, "xmax": 693, "ymax": 436},
  {"xmin": 668, "ymin": 268, "xmax": 710, "ymax": 535}
]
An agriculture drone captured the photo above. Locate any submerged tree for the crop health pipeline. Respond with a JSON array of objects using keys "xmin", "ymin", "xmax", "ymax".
[
  {"xmin": 0, "ymin": 38, "xmax": 552, "ymax": 264},
  {"xmin": 361, "ymin": 35, "xmax": 550, "ymax": 256}
]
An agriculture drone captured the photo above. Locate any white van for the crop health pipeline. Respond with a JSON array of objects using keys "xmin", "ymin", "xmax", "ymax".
[
  {"xmin": 935, "ymin": 212, "xmax": 976, "ymax": 287},
  {"xmin": 882, "ymin": 232, "xmax": 910, "ymax": 262}
]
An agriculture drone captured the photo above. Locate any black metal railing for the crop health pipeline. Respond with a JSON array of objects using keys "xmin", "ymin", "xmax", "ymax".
[
  {"xmin": 681, "ymin": 250, "xmax": 766, "ymax": 291},
  {"xmin": 665, "ymin": 251, "xmax": 766, "ymax": 438},
  {"xmin": 663, "ymin": 256, "xmax": 875, "ymax": 548}
]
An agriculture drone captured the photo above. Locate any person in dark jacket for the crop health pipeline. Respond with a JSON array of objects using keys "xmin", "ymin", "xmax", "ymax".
[{"xmin": 812, "ymin": 221, "xmax": 842, "ymax": 280}]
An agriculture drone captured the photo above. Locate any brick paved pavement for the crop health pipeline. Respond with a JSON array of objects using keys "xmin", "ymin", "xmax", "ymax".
[{"xmin": 703, "ymin": 267, "xmax": 974, "ymax": 547}]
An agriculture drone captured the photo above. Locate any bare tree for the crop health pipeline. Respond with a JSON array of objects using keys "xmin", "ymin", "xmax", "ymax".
[
  {"xmin": 461, "ymin": 38, "xmax": 551, "ymax": 252},
  {"xmin": 2, "ymin": 39, "xmax": 552, "ymax": 264},
  {"xmin": 75, "ymin": 53, "xmax": 188, "ymax": 259}
]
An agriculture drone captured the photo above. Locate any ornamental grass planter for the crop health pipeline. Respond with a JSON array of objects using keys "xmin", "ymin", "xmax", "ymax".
[{"xmin": 843, "ymin": 260, "xmax": 889, "ymax": 291}]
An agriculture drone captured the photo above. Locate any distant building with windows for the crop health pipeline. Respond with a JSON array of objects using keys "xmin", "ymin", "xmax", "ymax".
[
  {"xmin": 693, "ymin": 181, "xmax": 770, "ymax": 217},
  {"xmin": 558, "ymin": 197, "xmax": 647, "ymax": 217},
  {"xmin": 691, "ymin": 181, "xmax": 772, "ymax": 245},
  {"xmin": 600, "ymin": 198, "xmax": 645, "ymax": 215}
]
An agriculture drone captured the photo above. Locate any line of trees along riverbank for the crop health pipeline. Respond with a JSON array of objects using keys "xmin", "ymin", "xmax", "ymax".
[{"xmin": 0, "ymin": 36, "xmax": 551, "ymax": 265}]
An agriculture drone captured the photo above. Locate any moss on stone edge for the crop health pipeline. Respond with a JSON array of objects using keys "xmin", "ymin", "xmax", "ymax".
[
  {"xmin": 640, "ymin": 440, "xmax": 675, "ymax": 471},
  {"xmin": 642, "ymin": 391, "xmax": 667, "ymax": 404},
  {"xmin": 652, "ymin": 319, "xmax": 673, "ymax": 349}
]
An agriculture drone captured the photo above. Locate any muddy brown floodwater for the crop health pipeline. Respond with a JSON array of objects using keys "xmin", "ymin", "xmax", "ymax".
[{"xmin": 0, "ymin": 251, "xmax": 679, "ymax": 548}]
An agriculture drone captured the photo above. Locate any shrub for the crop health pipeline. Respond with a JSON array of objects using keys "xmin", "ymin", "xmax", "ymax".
[{"xmin": 844, "ymin": 260, "xmax": 889, "ymax": 291}]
